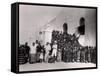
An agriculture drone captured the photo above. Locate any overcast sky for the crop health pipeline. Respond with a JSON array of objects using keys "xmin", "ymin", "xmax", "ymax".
[{"xmin": 19, "ymin": 5, "xmax": 96, "ymax": 46}]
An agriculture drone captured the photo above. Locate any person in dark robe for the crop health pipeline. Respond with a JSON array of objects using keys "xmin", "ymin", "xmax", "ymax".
[
  {"xmin": 24, "ymin": 42, "xmax": 30, "ymax": 63},
  {"xmin": 36, "ymin": 43, "xmax": 42, "ymax": 62}
]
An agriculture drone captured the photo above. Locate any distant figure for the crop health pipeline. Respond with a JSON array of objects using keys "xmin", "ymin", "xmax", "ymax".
[
  {"xmin": 36, "ymin": 43, "xmax": 42, "ymax": 62},
  {"xmin": 52, "ymin": 41, "xmax": 57, "ymax": 58},
  {"xmin": 24, "ymin": 42, "xmax": 30, "ymax": 62},
  {"xmin": 45, "ymin": 42, "xmax": 51, "ymax": 62},
  {"xmin": 80, "ymin": 47, "xmax": 85, "ymax": 62},
  {"xmin": 87, "ymin": 47, "xmax": 91, "ymax": 62},
  {"xmin": 18, "ymin": 42, "xmax": 30, "ymax": 64},
  {"xmin": 29, "ymin": 42, "xmax": 37, "ymax": 64},
  {"xmin": 57, "ymin": 48, "xmax": 62, "ymax": 62},
  {"xmin": 39, "ymin": 49, "xmax": 44, "ymax": 62},
  {"xmin": 77, "ymin": 46, "xmax": 81, "ymax": 62},
  {"xmin": 39, "ymin": 43, "xmax": 45, "ymax": 62}
]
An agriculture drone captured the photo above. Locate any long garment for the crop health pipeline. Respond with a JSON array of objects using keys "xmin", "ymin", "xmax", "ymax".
[
  {"xmin": 57, "ymin": 51, "xmax": 61, "ymax": 62},
  {"xmin": 45, "ymin": 45, "xmax": 51, "ymax": 62},
  {"xmin": 29, "ymin": 44, "xmax": 37, "ymax": 63},
  {"xmin": 52, "ymin": 44, "xmax": 57, "ymax": 57},
  {"xmin": 77, "ymin": 50, "xmax": 81, "ymax": 62},
  {"xmin": 29, "ymin": 54, "xmax": 36, "ymax": 63},
  {"xmin": 80, "ymin": 50, "xmax": 85, "ymax": 62},
  {"xmin": 36, "ymin": 44, "xmax": 42, "ymax": 62}
]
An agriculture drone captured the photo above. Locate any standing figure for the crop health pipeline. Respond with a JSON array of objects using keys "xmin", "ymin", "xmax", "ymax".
[
  {"xmin": 45, "ymin": 42, "xmax": 51, "ymax": 62},
  {"xmin": 77, "ymin": 46, "xmax": 81, "ymax": 62},
  {"xmin": 57, "ymin": 48, "xmax": 62, "ymax": 62},
  {"xmin": 36, "ymin": 43, "xmax": 42, "ymax": 62},
  {"xmin": 24, "ymin": 42, "xmax": 30, "ymax": 63},
  {"xmin": 87, "ymin": 47, "xmax": 91, "ymax": 62},
  {"xmin": 80, "ymin": 47, "xmax": 85, "ymax": 62},
  {"xmin": 29, "ymin": 42, "xmax": 37, "ymax": 64},
  {"xmin": 39, "ymin": 44, "xmax": 45, "ymax": 63},
  {"xmin": 51, "ymin": 41, "xmax": 57, "ymax": 60},
  {"xmin": 39, "ymin": 49, "xmax": 44, "ymax": 62},
  {"xmin": 73, "ymin": 47, "xmax": 78, "ymax": 62}
]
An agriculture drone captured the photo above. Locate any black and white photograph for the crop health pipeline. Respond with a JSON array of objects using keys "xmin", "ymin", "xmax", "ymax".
[{"xmin": 11, "ymin": 3, "xmax": 97, "ymax": 73}]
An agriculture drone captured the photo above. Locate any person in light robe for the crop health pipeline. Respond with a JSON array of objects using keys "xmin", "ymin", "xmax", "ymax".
[
  {"xmin": 44, "ymin": 42, "xmax": 51, "ymax": 62},
  {"xmin": 29, "ymin": 42, "xmax": 37, "ymax": 63},
  {"xmin": 52, "ymin": 41, "xmax": 57, "ymax": 58}
]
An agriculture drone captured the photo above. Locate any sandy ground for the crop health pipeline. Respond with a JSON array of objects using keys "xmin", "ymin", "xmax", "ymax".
[{"xmin": 19, "ymin": 62, "xmax": 96, "ymax": 71}]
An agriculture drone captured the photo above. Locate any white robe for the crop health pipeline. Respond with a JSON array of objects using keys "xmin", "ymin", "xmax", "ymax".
[{"xmin": 52, "ymin": 44, "xmax": 57, "ymax": 56}]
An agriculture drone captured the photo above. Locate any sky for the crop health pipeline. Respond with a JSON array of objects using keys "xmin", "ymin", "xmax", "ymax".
[{"xmin": 19, "ymin": 5, "xmax": 96, "ymax": 47}]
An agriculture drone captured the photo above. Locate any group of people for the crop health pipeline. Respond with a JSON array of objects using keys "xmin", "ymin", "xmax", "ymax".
[
  {"xmin": 51, "ymin": 30, "xmax": 96, "ymax": 63},
  {"xmin": 18, "ymin": 17, "xmax": 96, "ymax": 64},
  {"xmin": 30, "ymin": 39, "xmax": 60, "ymax": 63},
  {"xmin": 18, "ymin": 30, "xmax": 96, "ymax": 64},
  {"xmin": 19, "ymin": 40, "xmax": 58, "ymax": 64}
]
